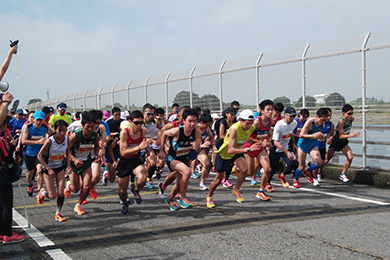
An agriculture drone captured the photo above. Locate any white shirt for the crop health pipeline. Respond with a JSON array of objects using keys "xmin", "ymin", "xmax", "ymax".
[{"xmin": 272, "ymin": 119, "xmax": 297, "ymax": 153}]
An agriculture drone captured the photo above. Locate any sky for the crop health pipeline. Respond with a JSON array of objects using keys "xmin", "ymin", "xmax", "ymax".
[{"xmin": 0, "ymin": 0, "xmax": 389, "ymax": 106}]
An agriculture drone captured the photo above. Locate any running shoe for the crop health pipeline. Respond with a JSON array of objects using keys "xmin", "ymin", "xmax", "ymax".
[
  {"xmin": 27, "ymin": 183, "xmax": 34, "ymax": 197},
  {"xmin": 121, "ymin": 201, "xmax": 130, "ymax": 215},
  {"xmin": 206, "ymin": 197, "xmax": 215, "ymax": 208},
  {"xmin": 191, "ymin": 171, "xmax": 199, "ymax": 179},
  {"xmin": 266, "ymin": 183, "xmax": 274, "ymax": 192},
  {"xmin": 232, "ymin": 188, "xmax": 244, "ymax": 203},
  {"xmin": 293, "ymin": 179, "xmax": 300, "ymax": 189},
  {"xmin": 339, "ymin": 174, "xmax": 349, "ymax": 183},
  {"xmin": 165, "ymin": 197, "xmax": 178, "ymax": 211},
  {"xmin": 55, "ymin": 213, "xmax": 67, "ymax": 222},
  {"xmin": 317, "ymin": 174, "xmax": 322, "ymax": 183},
  {"xmin": 81, "ymin": 199, "xmax": 87, "ymax": 205},
  {"xmin": 37, "ymin": 188, "xmax": 46, "ymax": 205},
  {"xmin": 180, "ymin": 197, "xmax": 191, "ymax": 208},
  {"xmin": 176, "ymin": 193, "xmax": 181, "ymax": 203},
  {"xmin": 3, "ymin": 232, "xmax": 24, "ymax": 244},
  {"xmin": 223, "ymin": 179, "xmax": 233, "ymax": 188},
  {"xmin": 146, "ymin": 179, "xmax": 154, "ymax": 189},
  {"xmin": 212, "ymin": 166, "xmax": 216, "ymax": 173},
  {"xmin": 102, "ymin": 171, "xmax": 108, "ymax": 186},
  {"xmin": 256, "ymin": 191, "xmax": 270, "ymax": 201},
  {"xmin": 199, "ymin": 183, "xmax": 208, "ymax": 191},
  {"xmin": 156, "ymin": 170, "xmax": 162, "ymax": 180},
  {"xmin": 132, "ymin": 190, "xmax": 142, "ymax": 204},
  {"xmin": 304, "ymin": 170, "xmax": 314, "ymax": 183},
  {"xmin": 64, "ymin": 180, "xmax": 71, "ymax": 198},
  {"xmin": 232, "ymin": 166, "xmax": 240, "ymax": 176},
  {"xmin": 74, "ymin": 204, "xmax": 85, "ymax": 215},
  {"xmin": 313, "ymin": 178, "xmax": 320, "ymax": 186},
  {"xmin": 90, "ymin": 187, "xmax": 97, "ymax": 199},
  {"xmin": 251, "ymin": 178, "xmax": 257, "ymax": 185},
  {"xmin": 158, "ymin": 183, "xmax": 165, "ymax": 199},
  {"xmin": 278, "ymin": 174, "xmax": 290, "ymax": 188},
  {"xmin": 256, "ymin": 169, "xmax": 261, "ymax": 177}
]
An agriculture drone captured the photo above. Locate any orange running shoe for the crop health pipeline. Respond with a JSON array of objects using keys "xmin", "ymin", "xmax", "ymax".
[
  {"xmin": 64, "ymin": 181, "xmax": 71, "ymax": 198},
  {"xmin": 55, "ymin": 213, "xmax": 67, "ymax": 222},
  {"xmin": 37, "ymin": 188, "xmax": 46, "ymax": 205},
  {"xmin": 278, "ymin": 174, "xmax": 290, "ymax": 188},
  {"xmin": 266, "ymin": 183, "xmax": 274, "ymax": 192},
  {"xmin": 74, "ymin": 204, "xmax": 85, "ymax": 215},
  {"xmin": 90, "ymin": 187, "xmax": 97, "ymax": 199},
  {"xmin": 256, "ymin": 191, "xmax": 270, "ymax": 201}
]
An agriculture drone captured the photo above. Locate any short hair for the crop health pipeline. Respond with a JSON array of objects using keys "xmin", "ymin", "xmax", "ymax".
[
  {"xmin": 259, "ymin": 99, "xmax": 274, "ymax": 111},
  {"xmin": 155, "ymin": 107, "xmax": 165, "ymax": 115},
  {"xmin": 130, "ymin": 110, "xmax": 144, "ymax": 121},
  {"xmin": 54, "ymin": 119, "xmax": 69, "ymax": 131},
  {"xmin": 273, "ymin": 102, "xmax": 284, "ymax": 113},
  {"xmin": 300, "ymin": 108, "xmax": 310, "ymax": 117},
  {"xmin": 202, "ymin": 108, "xmax": 211, "ymax": 115},
  {"xmin": 342, "ymin": 104, "xmax": 353, "ymax": 113},
  {"xmin": 316, "ymin": 108, "xmax": 329, "ymax": 118},
  {"xmin": 81, "ymin": 111, "xmax": 94, "ymax": 125},
  {"xmin": 325, "ymin": 107, "xmax": 332, "ymax": 113},
  {"xmin": 42, "ymin": 106, "xmax": 50, "ymax": 115},
  {"xmin": 172, "ymin": 103, "xmax": 180, "ymax": 108},
  {"xmin": 74, "ymin": 111, "xmax": 82, "ymax": 120},
  {"xmin": 142, "ymin": 103, "xmax": 155, "ymax": 112},
  {"xmin": 88, "ymin": 110, "xmax": 101, "ymax": 122},
  {"xmin": 182, "ymin": 108, "xmax": 198, "ymax": 120},
  {"xmin": 199, "ymin": 113, "xmax": 212, "ymax": 124},
  {"xmin": 231, "ymin": 100, "xmax": 240, "ymax": 107},
  {"xmin": 193, "ymin": 105, "xmax": 202, "ymax": 116},
  {"xmin": 111, "ymin": 107, "xmax": 121, "ymax": 114}
]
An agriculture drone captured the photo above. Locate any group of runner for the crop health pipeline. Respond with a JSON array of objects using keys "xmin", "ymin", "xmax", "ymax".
[{"xmin": 11, "ymin": 99, "xmax": 359, "ymax": 220}]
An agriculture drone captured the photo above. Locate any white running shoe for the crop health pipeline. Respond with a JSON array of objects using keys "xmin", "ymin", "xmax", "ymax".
[
  {"xmin": 317, "ymin": 174, "xmax": 322, "ymax": 183},
  {"xmin": 199, "ymin": 183, "xmax": 208, "ymax": 191},
  {"xmin": 339, "ymin": 174, "xmax": 349, "ymax": 183},
  {"xmin": 313, "ymin": 179, "xmax": 320, "ymax": 186}
]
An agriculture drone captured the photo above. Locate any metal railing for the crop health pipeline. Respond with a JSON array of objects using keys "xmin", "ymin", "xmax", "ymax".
[{"xmin": 24, "ymin": 32, "xmax": 390, "ymax": 170}]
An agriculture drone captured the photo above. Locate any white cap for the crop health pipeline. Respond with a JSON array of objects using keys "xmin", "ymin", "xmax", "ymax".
[
  {"xmin": 211, "ymin": 113, "xmax": 219, "ymax": 119},
  {"xmin": 238, "ymin": 109, "xmax": 254, "ymax": 120}
]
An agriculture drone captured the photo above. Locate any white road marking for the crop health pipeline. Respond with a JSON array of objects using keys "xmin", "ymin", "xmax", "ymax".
[{"xmin": 12, "ymin": 209, "xmax": 72, "ymax": 260}]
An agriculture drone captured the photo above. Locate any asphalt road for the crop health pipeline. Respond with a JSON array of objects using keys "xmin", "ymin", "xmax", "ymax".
[{"xmin": 1, "ymin": 168, "xmax": 390, "ymax": 260}]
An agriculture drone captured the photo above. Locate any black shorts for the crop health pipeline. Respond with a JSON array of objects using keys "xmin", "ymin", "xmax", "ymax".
[
  {"xmin": 319, "ymin": 147, "xmax": 326, "ymax": 160},
  {"xmin": 329, "ymin": 139, "xmax": 348, "ymax": 152},
  {"xmin": 116, "ymin": 156, "xmax": 145, "ymax": 178},
  {"xmin": 24, "ymin": 154, "xmax": 39, "ymax": 171},
  {"xmin": 214, "ymin": 153, "xmax": 244, "ymax": 173},
  {"xmin": 43, "ymin": 165, "xmax": 65, "ymax": 175}
]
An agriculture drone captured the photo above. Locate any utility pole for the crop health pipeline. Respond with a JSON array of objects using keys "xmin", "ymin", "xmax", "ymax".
[{"xmin": 46, "ymin": 90, "xmax": 50, "ymax": 100}]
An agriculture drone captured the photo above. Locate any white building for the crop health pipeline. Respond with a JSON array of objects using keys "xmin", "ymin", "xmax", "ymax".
[{"xmin": 314, "ymin": 94, "xmax": 329, "ymax": 104}]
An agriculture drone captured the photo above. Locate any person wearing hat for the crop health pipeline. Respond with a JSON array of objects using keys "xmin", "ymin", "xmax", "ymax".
[
  {"xmin": 9, "ymin": 108, "xmax": 27, "ymax": 137},
  {"xmin": 207, "ymin": 109, "xmax": 262, "ymax": 208},
  {"xmin": 22, "ymin": 111, "xmax": 53, "ymax": 197},
  {"xmin": 268, "ymin": 106, "xmax": 299, "ymax": 189},
  {"xmin": 49, "ymin": 103, "xmax": 72, "ymax": 127}
]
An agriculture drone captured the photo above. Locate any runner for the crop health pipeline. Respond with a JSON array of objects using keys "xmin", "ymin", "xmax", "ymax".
[
  {"xmin": 116, "ymin": 110, "xmax": 148, "ymax": 215},
  {"xmin": 243, "ymin": 100, "xmax": 273, "ymax": 201},
  {"xmin": 65, "ymin": 111, "xmax": 100, "ymax": 215},
  {"xmin": 271, "ymin": 102, "xmax": 284, "ymax": 128},
  {"xmin": 37, "ymin": 120, "xmax": 69, "ymax": 222},
  {"xmin": 207, "ymin": 109, "xmax": 261, "ymax": 208},
  {"xmin": 48, "ymin": 103, "xmax": 72, "ymax": 127},
  {"xmin": 158, "ymin": 108, "xmax": 201, "ymax": 211},
  {"xmin": 325, "ymin": 104, "xmax": 360, "ymax": 183},
  {"xmin": 293, "ymin": 108, "xmax": 309, "ymax": 146},
  {"xmin": 312, "ymin": 107, "xmax": 334, "ymax": 182},
  {"xmin": 268, "ymin": 107, "xmax": 298, "ymax": 189},
  {"xmin": 294, "ymin": 108, "xmax": 329, "ymax": 188},
  {"xmin": 22, "ymin": 111, "xmax": 52, "ymax": 197}
]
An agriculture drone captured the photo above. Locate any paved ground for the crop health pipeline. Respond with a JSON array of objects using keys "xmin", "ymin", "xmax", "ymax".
[{"xmin": 1, "ymin": 168, "xmax": 390, "ymax": 260}]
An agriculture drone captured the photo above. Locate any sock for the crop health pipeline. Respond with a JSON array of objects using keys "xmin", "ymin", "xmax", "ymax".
[
  {"xmin": 258, "ymin": 190, "xmax": 263, "ymax": 193},
  {"xmin": 148, "ymin": 166, "xmax": 156, "ymax": 179},
  {"xmin": 295, "ymin": 168, "xmax": 302, "ymax": 180},
  {"xmin": 56, "ymin": 196, "xmax": 64, "ymax": 214},
  {"xmin": 308, "ymin": 163, "xmax": 318, "ymax": 173}
]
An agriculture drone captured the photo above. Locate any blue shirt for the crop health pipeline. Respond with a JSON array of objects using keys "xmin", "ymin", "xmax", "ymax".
[
  {"xmin": 24, "ymin": 124, "xmax": 48, "ymax": 157},
  {"xmin": 9, "ymin": 118, "xmax": 27, "ymax": 137},
  {"xmin": 317, "ymin": 121, "xmax": 332, "ymax": 149}
]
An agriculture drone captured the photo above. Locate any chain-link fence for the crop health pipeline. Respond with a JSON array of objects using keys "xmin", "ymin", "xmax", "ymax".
[{"xmin": 24, "ymin": 32, "xmax": 390, "ymax": 170}]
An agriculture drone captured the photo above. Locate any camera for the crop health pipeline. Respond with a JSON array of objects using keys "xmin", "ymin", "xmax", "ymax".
[{"xmin": 10, "ymin": 40, "xmax": 19, "ymax": 47}]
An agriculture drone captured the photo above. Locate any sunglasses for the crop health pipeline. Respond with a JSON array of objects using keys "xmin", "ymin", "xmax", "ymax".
[
  {"xmin": 145, "ymin": 112, "xmax": 154, "ymax": 116},
  {"xmin": 133, "ymin": 121, "xmax": 143, "ymax": 125},
  {"xmin": 156, "ymin": 116, "xmax": 165, "ymax": 119},
  {"xmin": 347, "ymin": 112, "xmax": 354, "ymax": 115}
]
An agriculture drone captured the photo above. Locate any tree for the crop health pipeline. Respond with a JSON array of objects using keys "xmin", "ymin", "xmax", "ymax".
[
  {"xmin": 172, "ymin": 91, "xmax": 200, "ymax": 107},
  {"xmin": 273, "ymin": 96, "xmax": 291, "ymax": 107},
  {"xmin": 325, "ymin": 92, "xmax": 345, "ymax": 106},
  {"xmin": 295, "ymin": 96, "xmax": 316, "ymax": 108},
  {"xmin": 28, "ymin": 98, "xmax": 42, "ymax": 105},
  {"xmin": 198, "ymin": 94, "xmax": 221, "ymax": 111}
]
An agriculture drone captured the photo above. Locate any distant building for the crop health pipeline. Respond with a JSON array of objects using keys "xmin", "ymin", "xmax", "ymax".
[
  {"xmin": 314, "ymin": 94, "xmax": 329, "ymax": 104},
  {"xmin": 351, "ymin": 97, "xmax": 378, "ymax": 103}
]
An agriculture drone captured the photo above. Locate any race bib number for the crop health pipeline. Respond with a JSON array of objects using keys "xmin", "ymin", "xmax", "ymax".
[
  {"xmin": 50, "ymin": 153, "xmax": 65, "ymax": 161},
  {"xmin": 176, "ymin": 147, "xmax": 191, "ymax": 156},
  {"xmin": 78, "ymin": 144, "xmax": 93, "ymax": 153},
  {"xmin": 281, "ymin": 133, "xmax": 292, "ymax": 140},
  {"xmin": 31, "ymin": 135, "xmax": 44, "ymax": 141}
]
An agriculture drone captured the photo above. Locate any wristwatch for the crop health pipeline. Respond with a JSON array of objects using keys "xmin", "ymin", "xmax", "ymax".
[{"xmin": 245, "ymin": 147, "xmax": 250, "ymax": 152}]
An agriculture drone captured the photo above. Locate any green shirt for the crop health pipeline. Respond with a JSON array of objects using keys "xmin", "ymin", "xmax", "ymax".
[
  {"xmin": 216, "ymin": 121, "xmax": 255, "ymax": 160},
  {"xmin": 49, "ymin": 113, "xmax": 72, "ymax": 126}
]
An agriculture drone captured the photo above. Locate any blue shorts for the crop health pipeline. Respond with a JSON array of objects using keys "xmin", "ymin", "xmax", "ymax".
[{"xmin": 297, "ymin": 139, "xmax": 317, "ymax": 154}]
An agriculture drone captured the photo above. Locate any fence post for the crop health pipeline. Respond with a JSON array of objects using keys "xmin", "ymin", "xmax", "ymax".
[
  {"xmin": 165, "ymin": 72, "xmax": 171, "ymax": 116},
  {"xmin": 96, "ymin": 87, "xmax": 103, "ymax": 110},
  {"xmin": 301, "ymin": 44, "xmax": 310, "ymax": 108},
  {"xmin": 189, "ymin": 66, "xmax": 196, "ymax": 108},
  {"xmin": 72, "ymin": 93, "xmax": 77, "ymax": 113},
  {"xmin": 82, "ymin": 91, "xmax": 87, "ymax": 111},
  {"xmin": 219, "ymin": 60, "xmax": 226, "ymax": 113},
  {"xmin": 126, "ymin": 80, "xmax": 132, "ymax": 110},
  {"xmin": 255, "ymin": 53, "xmax": 264, "ymax": 107},
  {"xmin": 111, "ymin": 84, "xmax": 117, "ymax": 109},
  {"xmin": 144, "ymin": 76, "xmax": 150, "ymax": 104},
  {"xmin": 361, "ymin": 32, "xmax": 371, "ymax": 170}
]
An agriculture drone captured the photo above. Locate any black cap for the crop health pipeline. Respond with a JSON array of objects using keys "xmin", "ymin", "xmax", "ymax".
[
  {"xmin": 57, "ymin": 102, "xmax": 67, "ymax": 110},
  {"xmin": 285, "ymin": 107, "xmax": 297, "ymax": 116},
  {"xmin": 226, "ymin": 106, "xmax": 237, "ymax": 115}
]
